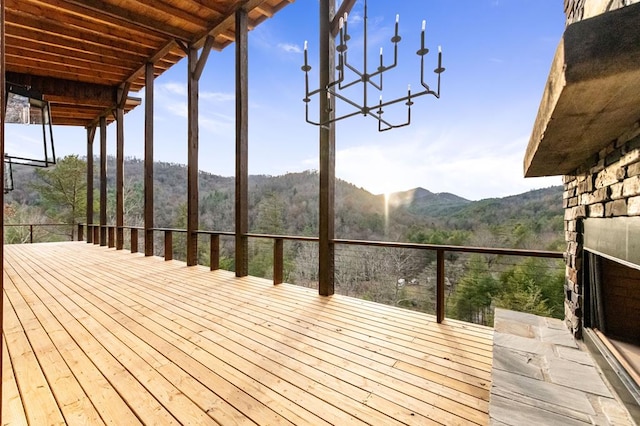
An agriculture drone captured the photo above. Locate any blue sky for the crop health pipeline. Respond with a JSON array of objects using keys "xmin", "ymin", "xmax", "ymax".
[{"xmin": 10, "ymin": 0, "xmax": 566, "ymax": 200}]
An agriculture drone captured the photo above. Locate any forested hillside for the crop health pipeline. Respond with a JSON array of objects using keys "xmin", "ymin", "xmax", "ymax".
[{"xmin": 5, "ymin": 155, "xmax": 566, "ymax": 325}]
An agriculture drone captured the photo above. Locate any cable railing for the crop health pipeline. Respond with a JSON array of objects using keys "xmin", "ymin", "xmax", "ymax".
[
  {"xmin": 76, "ymin": 223, "xmax": 564, "ymax": 324},
  {"xmin": 4, "ymin": 223, "xmax": 76, "ymax": 244}
]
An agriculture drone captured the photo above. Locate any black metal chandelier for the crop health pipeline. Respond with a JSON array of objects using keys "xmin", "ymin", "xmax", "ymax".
[{"xmin": 302, "ymin": 0, "xmax": 444, "ymax": 131}]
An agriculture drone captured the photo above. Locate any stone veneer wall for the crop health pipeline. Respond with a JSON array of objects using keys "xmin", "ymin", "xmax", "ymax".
[
  {"xmin": 561, "ymin": 0, "xmax": 640, "ymax": 339},
  {"xmin": 563, "ymin": 130, "xmax": 640, "ymax": 338}
]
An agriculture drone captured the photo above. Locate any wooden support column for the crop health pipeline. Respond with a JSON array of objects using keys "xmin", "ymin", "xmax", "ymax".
[
  {"xmin": 186, "ymin": 36, "xmax": 213, "ymax": 266},
  {"xmin": 144, "ymin": 63, "xmax": 154, "ymax": 256},
  {"xmin": 235, "ymin": 8, "xmax": 249, "ymax": 277},
  {"xmin": 318, "ymin": 0, "xmax": 336, "ymax": 296},
  {"xmin": 187, "ymin": 46, "xmax": 199, "ymax": 266},
  {"xmin": 86, "ymin": 126, "xmax": 96, "ymax": 243},
  {"xmin": 1, "ymin": 3, "xmax": 5, "ymax": 416},
  {"xmin": 99, "ymin": 116, "xmax": 107, "ymax": 246},
  {"xmin": 116, "ymin": 84, "xmax": 128, "ymax": 250}
]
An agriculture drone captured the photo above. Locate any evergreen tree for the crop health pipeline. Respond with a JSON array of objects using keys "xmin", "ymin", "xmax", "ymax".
[
  {"xmin": 30, "ymin": 155, "xmax": 90, "ymax": 238},
  {"xmin": 448, "ymin": 255, "xmax": 499, "ymax": 325}
]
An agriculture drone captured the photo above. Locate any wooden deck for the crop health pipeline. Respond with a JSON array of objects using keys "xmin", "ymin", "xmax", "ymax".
[{"xmin": 2, "ymin": 242, "xmax": 493, "ymax": 425}]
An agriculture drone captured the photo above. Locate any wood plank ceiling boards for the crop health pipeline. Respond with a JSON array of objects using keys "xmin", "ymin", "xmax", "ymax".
[{"xmin": 4, "ymin": 0, "xmax": 294, "ymax": 127}]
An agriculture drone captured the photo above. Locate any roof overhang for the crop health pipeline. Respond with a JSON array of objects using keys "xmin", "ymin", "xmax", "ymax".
[
  {"xmin": 4, "ymin": 0, "xmax": 293, "ymax": 127},
  {"xmin": 524, "ymin": 2, "xmax": 640, "ymax": 177}
]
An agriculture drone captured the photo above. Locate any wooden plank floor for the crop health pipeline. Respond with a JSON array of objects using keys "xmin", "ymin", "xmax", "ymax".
[{"xmin": 2, "ymin": 242, "xmax": 493, "ymax": 425}]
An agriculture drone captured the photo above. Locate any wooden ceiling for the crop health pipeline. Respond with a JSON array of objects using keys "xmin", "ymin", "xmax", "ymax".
[{"xmin": 4, "ymin": 0, "xmax": 293, "ymax": 127}]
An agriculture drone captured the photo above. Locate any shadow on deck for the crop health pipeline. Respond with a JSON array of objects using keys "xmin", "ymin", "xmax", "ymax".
[{"xmin": 2, "ymin": 242, "xmax": 493, "ymax": 425}]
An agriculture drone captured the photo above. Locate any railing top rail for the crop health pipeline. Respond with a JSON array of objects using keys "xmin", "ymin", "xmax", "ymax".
[
  {"xmin": 333, "ymin": 238, "xmax": 564, "ymax": 258},
  {"xmin": 245, "ymin": 233, "xmax": 319, "ymax": 242},
  {"xmin": 76, "ymin": 223, "xmax": 564, "ymax": 259},
  {"xmin": 196, "ymin": 230, "xmax": 236, "ymax": 237},
  {"xmin": 4, "ymin": 223, "xmax": 72, "ymax": 227}
]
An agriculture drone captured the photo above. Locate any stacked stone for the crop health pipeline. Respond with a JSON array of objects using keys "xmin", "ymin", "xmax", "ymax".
[{"xmin": 562, "ymin": 130, "xmax": 640, "ymax": 338}]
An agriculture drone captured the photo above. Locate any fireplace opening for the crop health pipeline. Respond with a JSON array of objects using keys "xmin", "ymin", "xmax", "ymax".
[
  {"xmin": 584, "ymin": 250, "xmax": 640, "ymax": 415},
  {"xmin": 585, "ymin": 253, "xmax": 640, "ymax": 345}
]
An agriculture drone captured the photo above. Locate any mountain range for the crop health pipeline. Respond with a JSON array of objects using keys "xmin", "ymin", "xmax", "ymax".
[{"xmin": 6, "ymin": 156, "xmax": 564, "ymax": 250}]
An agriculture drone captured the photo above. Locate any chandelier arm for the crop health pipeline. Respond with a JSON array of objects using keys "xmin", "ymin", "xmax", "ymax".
[
  {"xmin": 366, "ymin": 79, "xmax": 382, "ymax": 92},
  {"xmin": 339, "ymin": 76, "xmax": 365, "ymax": 91},
  {"xmin": 305, "ymin": 101, "xmax": 322, "ymax": 126},
  {"xmin": 375, "ymin": 109, "xmax": 409, "ymax": 132},
  {"xmin": 420, "ymin": 53, "xmax": 431, "ymax": 92},
  {"xmin": 331, "ymin": 90, "xmax": 363, "ymax": 111},
  {"xmin": 343, "ymin": 60, "xmax": 363, "ymax": 79}
]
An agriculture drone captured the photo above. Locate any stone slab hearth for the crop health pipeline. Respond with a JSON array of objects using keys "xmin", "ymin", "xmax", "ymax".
[{"xmin": 489, "ymin": 308, "xmax": 635, "ymax": 425}]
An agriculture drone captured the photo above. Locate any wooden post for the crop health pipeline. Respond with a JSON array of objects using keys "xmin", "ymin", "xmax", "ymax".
[
  {"xmin": 116, "ymin": 84, "xmax": 127, "ymax": 250},
  {"xmin": 318, "ymin": 0, "xmax": 336, "ymax": 296},
  {"xmin": 29, "ymin": 225, "xmax": 33, "ymax": 243},
  {"xmin": 210, "ymin": 234, "xmax": 220, "ymax": 271},
  {"xmin": 86, "ymin": 126, "xmax": 96, "ymax": 243},
  {"xmin": 274, "ymin": 238, "xmax": 284, "ymax": 285},
  {"xmin": 93, "ymin": 226, "xmax": 99, "ymax": 245},
  {"xmin": 144, "ymin": 63, "xmax": 154, "ymax": 256},
  {"xmin": 164, "ymin": 230, "xmax": 173, "ymax": 261},
  {"xmin": 187, "ymin": 46, "xmax": 199, "ymax": 266},
  {"xmin": 131, "ymin": 228, "xmax": 138, "ymax": 253},
  {"xmin": 1, "ymin": 4, "xmax": 5, "ymax": 415},
  {"xmin": 235, "ymin": 8, "xmax": 249, "ymax": 277},
  {"xmin": 99, "ymin": 116, "xmax": 107, "ymax": 246},
  {"xmin": 108, "ymin": 226, "xmax": 115, "ymax": 248},
  {"xmin": 77, "ymin": 223, "xmax": 84, "ymax": 241},
  {"xmin": 436, "ymin": 249, "xmax": 445, "ymax": 323}
]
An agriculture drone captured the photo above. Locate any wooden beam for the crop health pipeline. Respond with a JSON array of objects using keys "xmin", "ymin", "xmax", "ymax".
[
  {"xmin": 60, "ymin": 0, "xmax": 193, "ymax": 41},
  {"xmin": 5, "ymin": 72, "xmax": 116, "ymax": 105},
  {"xmin": 86, "ymin": 126, "xmax": 96, "ymax": 244},
  {"xmin": 144, "ymin": 63, "xmax": 154, "ymax": 256},
  {"xmin": 186, "ymin": 45, "xmax": 199, "ymax": 266},
  {"xmin": 99, "ymin": 116, "xmax": 107, "ymax": 247},
  {"xmin": 5, "ymin": 10, "xmax": 158, "ymax": 54},
  {"xmin": 193, "ymin": 35, "xmax": 214, "ymax": 81},
  {"xmin": 330, "ymin": 0, "xmax": 357, "ymax": 37},
  {"xmin": 116, "ymin": 85, "xmax": 127, "ymax": 250},
  {"xmin": 235, "ymin": 8, "xmax": 249, "ymax": 277},
  {"xmin": 125, "ymin": 40, "xmax": 179, "ymax": 84},
  {"xmin": 318, "ymin": 0, "xmax": 336, "ymax": 296},
  {"xmin": 6, "ymin": 0, "xmax": 169, "ymax": 43}
]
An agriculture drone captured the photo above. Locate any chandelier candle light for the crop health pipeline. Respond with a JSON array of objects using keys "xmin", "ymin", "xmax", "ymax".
[{"xmin": 302, "ymin": 0, "xmax": 445, "ymax": 131}]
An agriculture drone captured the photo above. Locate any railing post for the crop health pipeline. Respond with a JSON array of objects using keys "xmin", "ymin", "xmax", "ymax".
[
  {"xmin": 274, "ymin": 238, "xmax": 284, "ymax": 285},
  {"xmin": 108, "ymin": 226, "xmax": 115, "ymax": 248},
  {"xmin": 29, "ymin": 224, "xmax": 33, "ymax": 244},
  {"xmin": 436, "ymin": 249, "xmax": 445, "ymax": 323},
  {"xmin": 210, "ymin": 234, "xmax": 219, "ymax": 271},
  {"xmin": 131, "ymin": 228, "xmax": 138, "ymax": 253},
  {"xmin": 164, "ymin": 230, "xmax": 173, "ymax": 261},
  {"xmin": 93, "ymin": 226, "xmax": 99, "ymax": 245},
  {"xmin": 77, "ymin": 224, "xmax": 84, "ymax": 241}
]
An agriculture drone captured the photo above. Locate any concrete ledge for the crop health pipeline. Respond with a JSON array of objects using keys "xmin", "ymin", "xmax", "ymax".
[{"xmin": 489, "ymin": 308, "xmax": 634, "ymax": 425}]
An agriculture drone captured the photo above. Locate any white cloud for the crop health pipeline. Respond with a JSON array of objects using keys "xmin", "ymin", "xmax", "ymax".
[
  {"xmin": 201, "ymin": 91, "xmax": 235, "ymax": 102},
  {"xmin": 332, "ymin": 133, "xmax": 560, "ymax": 200},
  {"xmin": 159, "ymin": 82, "xmax": 186, "ymax": 96},
  {"xmin": 278, "ymin": 43, "xmax": 302, "ymax": 54},
  {"xmin": 165, "ymin": 101, "xmax": 187, "ymax": 118},
  {"xmin": 200, "ymin": 112, "xmax": 234, "ymax": 135}
]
